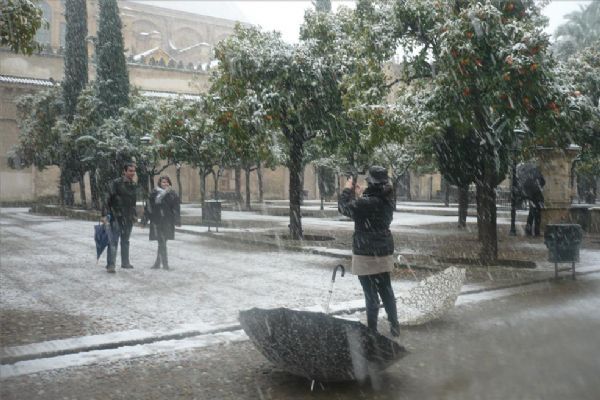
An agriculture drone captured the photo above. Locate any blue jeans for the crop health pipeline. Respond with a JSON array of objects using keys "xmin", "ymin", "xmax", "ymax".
[
  {"xmin": 107, "ymin": 217, "xmax": 133, "ymax": 267},
  {"xmin": 358, "ymin": 272, "xmax": 398, "ymax": 330}
]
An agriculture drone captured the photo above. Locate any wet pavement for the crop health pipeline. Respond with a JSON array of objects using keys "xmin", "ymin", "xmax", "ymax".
[{"xmin": 1, "ymin": 275, "xmax": 599, "ymax": 400}]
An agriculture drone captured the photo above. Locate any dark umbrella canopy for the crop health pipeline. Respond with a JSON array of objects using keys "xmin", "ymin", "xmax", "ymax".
[
  {"xmin": 94, "ymin": 223, "xmax": 109, "ymax": 260},
  {"xmin": 239, "ymin": 307, "xmax": 407, "ymax": 382},
  {"xmin": 517, "ymin": 162, "xmax": 545, "ymax": 202}
]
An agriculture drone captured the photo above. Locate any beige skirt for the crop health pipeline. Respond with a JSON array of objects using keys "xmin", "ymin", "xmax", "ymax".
[{"xmin": 351, "ymin": 254, "xmax": 394, "ymax": 276}]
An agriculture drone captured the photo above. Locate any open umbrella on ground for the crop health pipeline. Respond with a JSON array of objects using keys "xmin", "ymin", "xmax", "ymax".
[
  {"xmin": 94, "ymin": 223, "xmax": 109, "ymax": 264},
  {"xmin": 239, "ymin": 307, "xmax": 407, "ymax": 382},
  {"xmin": 397, "ymin": 266, "xmax": 466, "ymax": 326}
]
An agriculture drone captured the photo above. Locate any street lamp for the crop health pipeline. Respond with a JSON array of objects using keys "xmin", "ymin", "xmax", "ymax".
[
  {"xmin": 510, "ymin": 129, "xmax": 525, "ymax": 236},
  {"xmin": 139, "ymin": 133, "xmax": 153, "ymax": 207}
]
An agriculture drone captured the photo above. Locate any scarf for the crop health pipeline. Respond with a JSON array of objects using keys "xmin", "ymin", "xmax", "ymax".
[{"xmin": 155, "ymin": 187, "xmax": 171, "ymax": 204}]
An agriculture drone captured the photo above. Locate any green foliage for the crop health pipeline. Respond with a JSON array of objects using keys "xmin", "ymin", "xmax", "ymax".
[
  {"xmin": 0, "ymin": 0, "xmax": 45, "ymax": 55},
  {"xmin": 63, "ymin": 0, "xmax": 88, "ymax": 122},
  {"xmin": 95, "ymin": 0, "xmax": 129, "ymax": 118},
  {"xmin": 13, "ymin": 87, "xmax": 63, "ymax": 169},
  {"xmin": 300, "ymin": 1, "xmax": 400, "ymax": 175},
  {"xmin": 208, "ymin": 43, "xmax": 276, "ymax": 174},
  {"xmin": 153, "ymin": 97, "xmax": 219, "ymax": 175}
]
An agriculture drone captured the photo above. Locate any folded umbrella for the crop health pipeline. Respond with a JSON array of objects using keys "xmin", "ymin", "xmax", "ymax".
[
  {"xmin": 517, "ymin": 162, "xmax": 545, "ymax": 202},
  {"xmin": 239, "ymin": 307, "xmax": 407, "ymax": 382},
  {"xmin": 94, "ymin": 223, "xmax": 109, "ymax": 262}
]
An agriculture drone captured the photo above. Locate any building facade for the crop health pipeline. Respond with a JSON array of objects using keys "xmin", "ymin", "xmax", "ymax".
[{"xmin": 1, "ymin": 0, "xmax": 313, "ymax": 204}]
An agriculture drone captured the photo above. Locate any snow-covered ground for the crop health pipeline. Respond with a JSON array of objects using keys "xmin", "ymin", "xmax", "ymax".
[{"xmin": 1, "ymin": 207, "xmax": 599, "ymax": 379}]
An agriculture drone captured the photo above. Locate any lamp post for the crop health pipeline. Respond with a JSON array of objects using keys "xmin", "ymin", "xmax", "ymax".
[
  {"xmin": 139, "ymin": 134, "xmax": 153, "ymax": 211},
  {"xmin": 509, "ymin": 130, "xmax": 525, "ymax": 236}
]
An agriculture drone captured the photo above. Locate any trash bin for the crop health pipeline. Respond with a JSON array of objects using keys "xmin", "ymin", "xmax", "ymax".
[
  {"xmin": 203, "ymin": 200, "xmax": 222, "ymax": 232},
  {"xmin": 544, "ymin": 224, "xmax": 583, "ymax": 279}
]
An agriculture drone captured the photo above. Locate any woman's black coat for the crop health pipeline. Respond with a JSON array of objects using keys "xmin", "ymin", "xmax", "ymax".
[
  {"xmin": 338, "ymin": 183, "xmax": 395, "ymax": 256},
  {"xmin": 147, "ymin": 188, "xmax": 181, "ymax": 241}
]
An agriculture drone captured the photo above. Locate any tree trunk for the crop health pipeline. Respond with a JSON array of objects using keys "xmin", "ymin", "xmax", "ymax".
[
  {"xmin": 79, "ymin": 171, "xmax": 87, "ymax": 208},
  {"xmin": 244, "ymin": 166, "xmax": 252, "ymax": 211},
  {"xmin": 288, "ymin": 134, "xmax": 304, "ymax": 240},
  {"xmin": 199, "ymin": 170, "xmax": 206, "ymax": 205},
  {"xmin": 458, "ymin": 185, "xmax": 469, "ymax": 228},
  {"xmin": 212, "ymin": 170, "xmax": 219, "ymax": 200},
  {"xmin": 90, "ymin": 171, "xmax": 99, "ymax": 210},
  {"xmin": 406, "ymin": 172, "xmax": 412, "ymax": 201},
  {"xmin": 234, "ymin": 166, "xmax": 242, "ymax": 208},
  {"xmin": 335, "ymin": 172, "xmax": 341, "ymax": 196},
  {"xmin": 444, "ymin": 178, "xmax": 450, "ymax": 207},
  {"xmin": 60, "ymin": 171, "xmax": 75, "ymax": 207},
  {"xmin": 60, "ymin": 167, "xmax": 74, "ymax": 207},
  {"xmin": 392, "ymin": 175, "xmax": 399, "ymax": 211},
  {"xmin": 257, "ymin": 162, "xmax": 264, "ymax": 203},
  {"xmin": 176, "ymin": 165, "xmax": 182, "ymax": 200},
  {"xmin": 299, "ymin": 166, "xmax": 305, "ymax": 205},
  {"xmin": 477, "ymin": 161, "xmax": 498, "ymax": 264}
]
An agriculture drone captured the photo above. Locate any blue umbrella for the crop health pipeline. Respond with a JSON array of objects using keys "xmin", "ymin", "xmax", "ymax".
[{"xmin": 94, "ymin": 223, "xmax": 109, "ymax": 263}]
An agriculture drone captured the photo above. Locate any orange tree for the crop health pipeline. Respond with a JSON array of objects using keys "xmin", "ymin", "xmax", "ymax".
[
  {"xmin": 386, "ymin": 0, "xmax": 581, "ymax": 263},
  {"xmin": 153, "ymin": 97, "xmax": 219, "ymax": 204},
  {"xmin": 208, "ymin": 53, "xmax": 277, "ymax": 210},
  {"xmin": 213, "ymin": 24, "xmax": 345, "ymax": 239},
  {"xmin": 300, "ymin": 1, "xmax": 403, "ymax": 180}
]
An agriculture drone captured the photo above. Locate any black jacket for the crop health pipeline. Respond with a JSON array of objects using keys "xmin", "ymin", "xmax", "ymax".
[
  {"xmin": 104, "ymin": 177, "xmax": 137, "ymax": 220},
  {"xmin": 338, "ymin": 184, "xmax": 395, "ymax": 256},
  {"xmin": 147, "ymin": 188, "xmax": 181, "ymax": 241}
]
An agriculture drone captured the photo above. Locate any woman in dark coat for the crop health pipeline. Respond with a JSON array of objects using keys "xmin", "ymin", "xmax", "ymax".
[
  {"xmin": 338, "ymin": 166, "xmax": 400, "ymax": 336},
  {"xmin": 147, "ymin": 175, "xmax": 181, "ymax": 270}
]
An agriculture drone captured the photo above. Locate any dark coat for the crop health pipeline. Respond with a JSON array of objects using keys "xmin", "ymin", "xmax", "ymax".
[
  {"xmin": 147, "ymin": 188, "xmax": 181, "ymax": 241},
  {"xmin": 338, "ymin": 184, "xmax": 395, "ymax": 257},
  {"xmin": 104, "ymin": 177, "xmax": 137, "ymax": 220}
]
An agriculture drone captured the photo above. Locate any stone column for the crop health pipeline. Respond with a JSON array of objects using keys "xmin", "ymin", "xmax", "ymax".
[{"xmin": 537, "ymin": 145, "xmax": 580, "ymax": 229}]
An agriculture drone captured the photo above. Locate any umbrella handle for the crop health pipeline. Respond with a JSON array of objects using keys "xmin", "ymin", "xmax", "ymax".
[{"xmin": 332, "ymin": 264, "xmax": 345, "ymax": 282}]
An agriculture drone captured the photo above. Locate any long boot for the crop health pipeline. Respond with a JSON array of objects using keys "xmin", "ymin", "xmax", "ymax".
[{"xmin": 160, "ymin": 240, "xmax": 169, "ymax": 270}]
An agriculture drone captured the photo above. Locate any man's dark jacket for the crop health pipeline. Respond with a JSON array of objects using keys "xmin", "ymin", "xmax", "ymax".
[
  {"xmin": 103, "ymin": 177, "xmax": 137, "ymax": 220},
  {"xmin": 338, "ymin": 184, "xmax": 395, "ymax": 256}
]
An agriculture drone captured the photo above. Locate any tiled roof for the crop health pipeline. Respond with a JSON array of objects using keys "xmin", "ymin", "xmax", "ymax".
[{"xmin": 0, "ymin": 75, "xmax": 58, "ymax": 87}]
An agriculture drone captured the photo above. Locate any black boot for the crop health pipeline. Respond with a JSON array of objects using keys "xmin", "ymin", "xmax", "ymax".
[
  {"xmin": 390, "ymin": 322, "xmax": 400, "ymax": 337},
  {"xmin": 151, "ymin": 254, "xmax": 160, "ymax": 269}
]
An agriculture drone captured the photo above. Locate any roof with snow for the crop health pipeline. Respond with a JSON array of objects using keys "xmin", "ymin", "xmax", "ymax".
[
  {"xmin": 140, "ymin": 90, "xmax": 201, "ymax": 100},
  {"xmin": 133, "ymin": 47, "xmax": 160, "ymax": 61},
  {"xmin": 0, "ymin": 75, "xmax": 58, "ymax": 87},
  {"xmin": 178, "ymin": 42, "xmax": 212, "ymax": 53}
]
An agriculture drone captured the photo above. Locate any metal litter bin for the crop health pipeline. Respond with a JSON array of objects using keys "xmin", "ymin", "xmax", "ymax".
[
  {"xmin": 203, "ymin": 200, "xmax": 222, "ymax": 232},
  {"xmin": 544, "ymin": 224, "xmax": 583, "ymax": 280}
]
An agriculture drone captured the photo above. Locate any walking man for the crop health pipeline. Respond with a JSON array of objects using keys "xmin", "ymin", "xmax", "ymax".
[{"xmin": 103, "ymin": 162, "xmax": 138, "ymax": 273}]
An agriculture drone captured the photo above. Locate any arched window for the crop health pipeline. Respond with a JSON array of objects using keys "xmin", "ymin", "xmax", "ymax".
[{"xmin": 35, "ymin": 1, "xmax": 52, "ymax": 45}]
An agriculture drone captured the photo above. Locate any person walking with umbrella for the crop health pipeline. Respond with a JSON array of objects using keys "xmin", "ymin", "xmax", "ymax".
[
  {"xmin": 338, "ymin": 166, "xmax": 400, "ymax": 337},
  {"xmin": 146, "ymin": 175, "xmax": 180, "ymax": 270},
  {"xmin": 517, "ymin": 162, "xmax": 545, "ymax": 236},
  {"xmin": 102, "ymin": 162, "xmax": 138, "ymax": 273}
]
